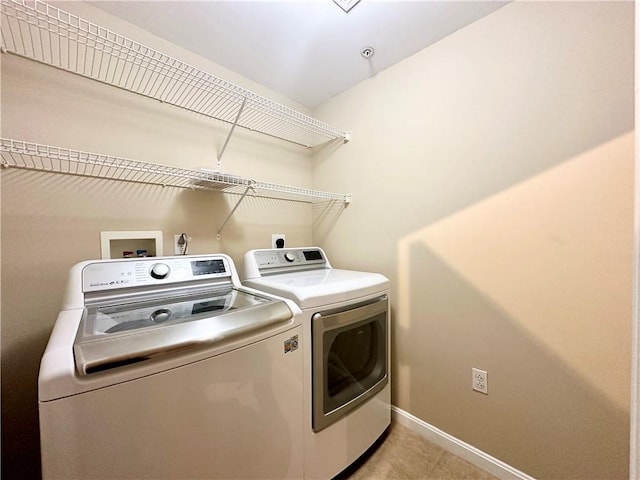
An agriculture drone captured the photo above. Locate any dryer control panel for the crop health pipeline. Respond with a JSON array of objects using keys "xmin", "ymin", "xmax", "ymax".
[
  {"xmin": 255, "ymin": 248, "xmax": 326, "ymax": 268},
  {"xmin": 244, "ymin": 247, "xmax": 329, "ymax": 278}
]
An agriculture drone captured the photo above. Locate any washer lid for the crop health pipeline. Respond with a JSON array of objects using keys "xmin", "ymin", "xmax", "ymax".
[
  {"xmin": 74, "ymin": 287, "xmax": 292, "ymax": 375},
  {"xmin": 243, "ymin": 268, "xmax": 389, "ymax": 309}
]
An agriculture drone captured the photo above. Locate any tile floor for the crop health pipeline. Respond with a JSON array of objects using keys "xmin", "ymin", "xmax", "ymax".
[{"xmin": 336, "ymin": 422, "xmax": 498, "ymax": 480}]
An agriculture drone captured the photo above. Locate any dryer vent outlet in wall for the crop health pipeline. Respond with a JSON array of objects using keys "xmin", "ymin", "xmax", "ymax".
[{"xmin": 272, "ymin": 234, "xmax": 285, "ymax": 249}]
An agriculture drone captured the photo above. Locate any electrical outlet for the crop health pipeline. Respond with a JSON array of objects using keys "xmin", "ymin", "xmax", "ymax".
[
  {"xmin": 472, "ymin": 368, "xmax": 488, "ymax": 394},
  {"xmin": 272, "ymin": 234, "xmax": 285, "ymax": 249},
  {"xmin": 174, "ymin": 234, "xmax": 189, "ymax": 255}
]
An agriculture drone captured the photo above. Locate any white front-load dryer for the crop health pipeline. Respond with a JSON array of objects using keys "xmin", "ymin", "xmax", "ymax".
[{"xmin": 242, "ymin": 247, "xmax": 391, "ymax": 479}]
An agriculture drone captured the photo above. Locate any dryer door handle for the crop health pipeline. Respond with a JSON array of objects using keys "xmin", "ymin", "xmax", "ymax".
[{"xmin": 312, "ymin": 295, "xmax": 387, "ymax": 331}]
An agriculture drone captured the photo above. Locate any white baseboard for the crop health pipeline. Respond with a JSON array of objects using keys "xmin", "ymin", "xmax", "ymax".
[{"xmin": 391, "ymin": 406, "xmax": 535, "ymax": 480}]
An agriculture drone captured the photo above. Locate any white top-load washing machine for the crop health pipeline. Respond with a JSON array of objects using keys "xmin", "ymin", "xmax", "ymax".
[
  {"xmin": 39, "ymin": 254, "xmax": 304, "ymax": 479},
  {"xmin": 242, "ymin": 247, "xmax": 391, "ymax": 479}
]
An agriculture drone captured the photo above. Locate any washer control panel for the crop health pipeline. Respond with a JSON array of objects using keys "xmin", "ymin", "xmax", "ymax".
[{"xmin": 82, "ymin": 255, "xmax": 231, "ymax": 292}]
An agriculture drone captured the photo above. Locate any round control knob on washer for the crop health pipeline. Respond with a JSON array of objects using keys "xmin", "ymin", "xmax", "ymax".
[
  {"xmin": 284, "ymin": 252, "xmax": 296, "ymax": 263},
  {"xmin": 150, "ymin": 308, "xmax": 172, "ymax": 323},
  {"xmin": 150, "ymin": 263, "xmax": 170, "ymax": 279}
]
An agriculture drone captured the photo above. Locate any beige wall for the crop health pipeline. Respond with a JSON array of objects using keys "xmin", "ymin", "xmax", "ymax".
[
  {"xmin": 313, "ymin": 2, "xmax": 634, "ymax": 479},
  {"xmin": 0, "ymin": 3, "xmax": 324, "ymax": 478}
]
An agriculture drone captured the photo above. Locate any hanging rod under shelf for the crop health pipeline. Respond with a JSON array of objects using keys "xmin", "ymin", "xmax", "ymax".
[
  {"xmin": 0, "ymin": 138, "xmax": 352, "ymax": 205},
  {"xmin": 0, "ymin": 0, "xmax": 350, "ymax": 148}
]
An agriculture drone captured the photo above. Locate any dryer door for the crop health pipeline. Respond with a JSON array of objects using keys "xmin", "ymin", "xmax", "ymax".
[{"xmin": 311, "ymin": 295, "xmax": 388, "ymax": 432}]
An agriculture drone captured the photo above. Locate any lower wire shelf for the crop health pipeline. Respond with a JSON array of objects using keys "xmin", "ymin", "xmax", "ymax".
[
  {"xmin": 0, "ymin": 138, "xmax": 351, "ymax": 239},
  {"xmin": 0, "ymin": 138, "xmax": 351, "ymax": 203}
]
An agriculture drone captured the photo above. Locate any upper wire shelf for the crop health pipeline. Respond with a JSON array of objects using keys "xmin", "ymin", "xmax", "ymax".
[
  {"xmin": 0, "ymin": 138, "xmax": 352, "ymax": 205},
  {"xmin": 0, "ymin": 0, "xmax": 350, "ymax": 148}
]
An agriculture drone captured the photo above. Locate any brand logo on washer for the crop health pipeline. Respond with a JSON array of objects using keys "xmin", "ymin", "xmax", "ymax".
[{"xmin": 284, "ymin": 335, "xmax": 298, "ymax": 353}]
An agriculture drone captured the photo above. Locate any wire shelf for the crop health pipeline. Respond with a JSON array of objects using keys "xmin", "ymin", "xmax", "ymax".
[
  {"xmin": 0, "ymin": 0, "xmax": 350, "ymax": 148},
  {"xmin": 0, "ymin": 138, "xmax": 351, "ymax": 204}
]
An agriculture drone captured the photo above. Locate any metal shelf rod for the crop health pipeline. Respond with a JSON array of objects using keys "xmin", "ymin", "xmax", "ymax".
[
  {"xmin": 217, "ymin": 96, "xmax": 247, "ymax": 167},
  {"xmin": 216, "ymin": 181, "xmax": 255, "ymax": 240}
]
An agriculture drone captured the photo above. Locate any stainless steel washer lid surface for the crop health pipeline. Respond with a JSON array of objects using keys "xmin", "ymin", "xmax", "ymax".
[{"xmin": 75, "ymin": 287, "xmax": 291, "ymax": 375}]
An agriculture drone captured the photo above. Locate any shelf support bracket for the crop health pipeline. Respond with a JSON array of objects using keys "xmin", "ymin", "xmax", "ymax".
[
  {"xmin": 217, "ymin": 96, "xmax": 247, "ymax": 168},
  {"xmin": 216, "ymin": 180, "xmax": 256, "ymax": 240}
]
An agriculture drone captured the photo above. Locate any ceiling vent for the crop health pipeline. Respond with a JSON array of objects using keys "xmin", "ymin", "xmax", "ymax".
[{"xmin": 332, "ymin": 0, "xmax": 362, "ymax": 13}]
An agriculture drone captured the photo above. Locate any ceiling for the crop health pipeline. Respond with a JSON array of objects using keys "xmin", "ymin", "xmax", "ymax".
[{"xmin": 90, "ymin": 1, "xmax": 508, "ymax": 108}]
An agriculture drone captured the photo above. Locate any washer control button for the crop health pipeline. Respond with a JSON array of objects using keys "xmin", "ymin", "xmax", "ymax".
[
  {"xmin": 284, "ymin": 252, "xmax": 296, "ymax": 263},
  {"xmin": 150, "ymin": 263, "xmax": 170, "ymax": 279},
  {"xmin": 150, "ymin": 308, "xmax": 171, "ymax": 323}
]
